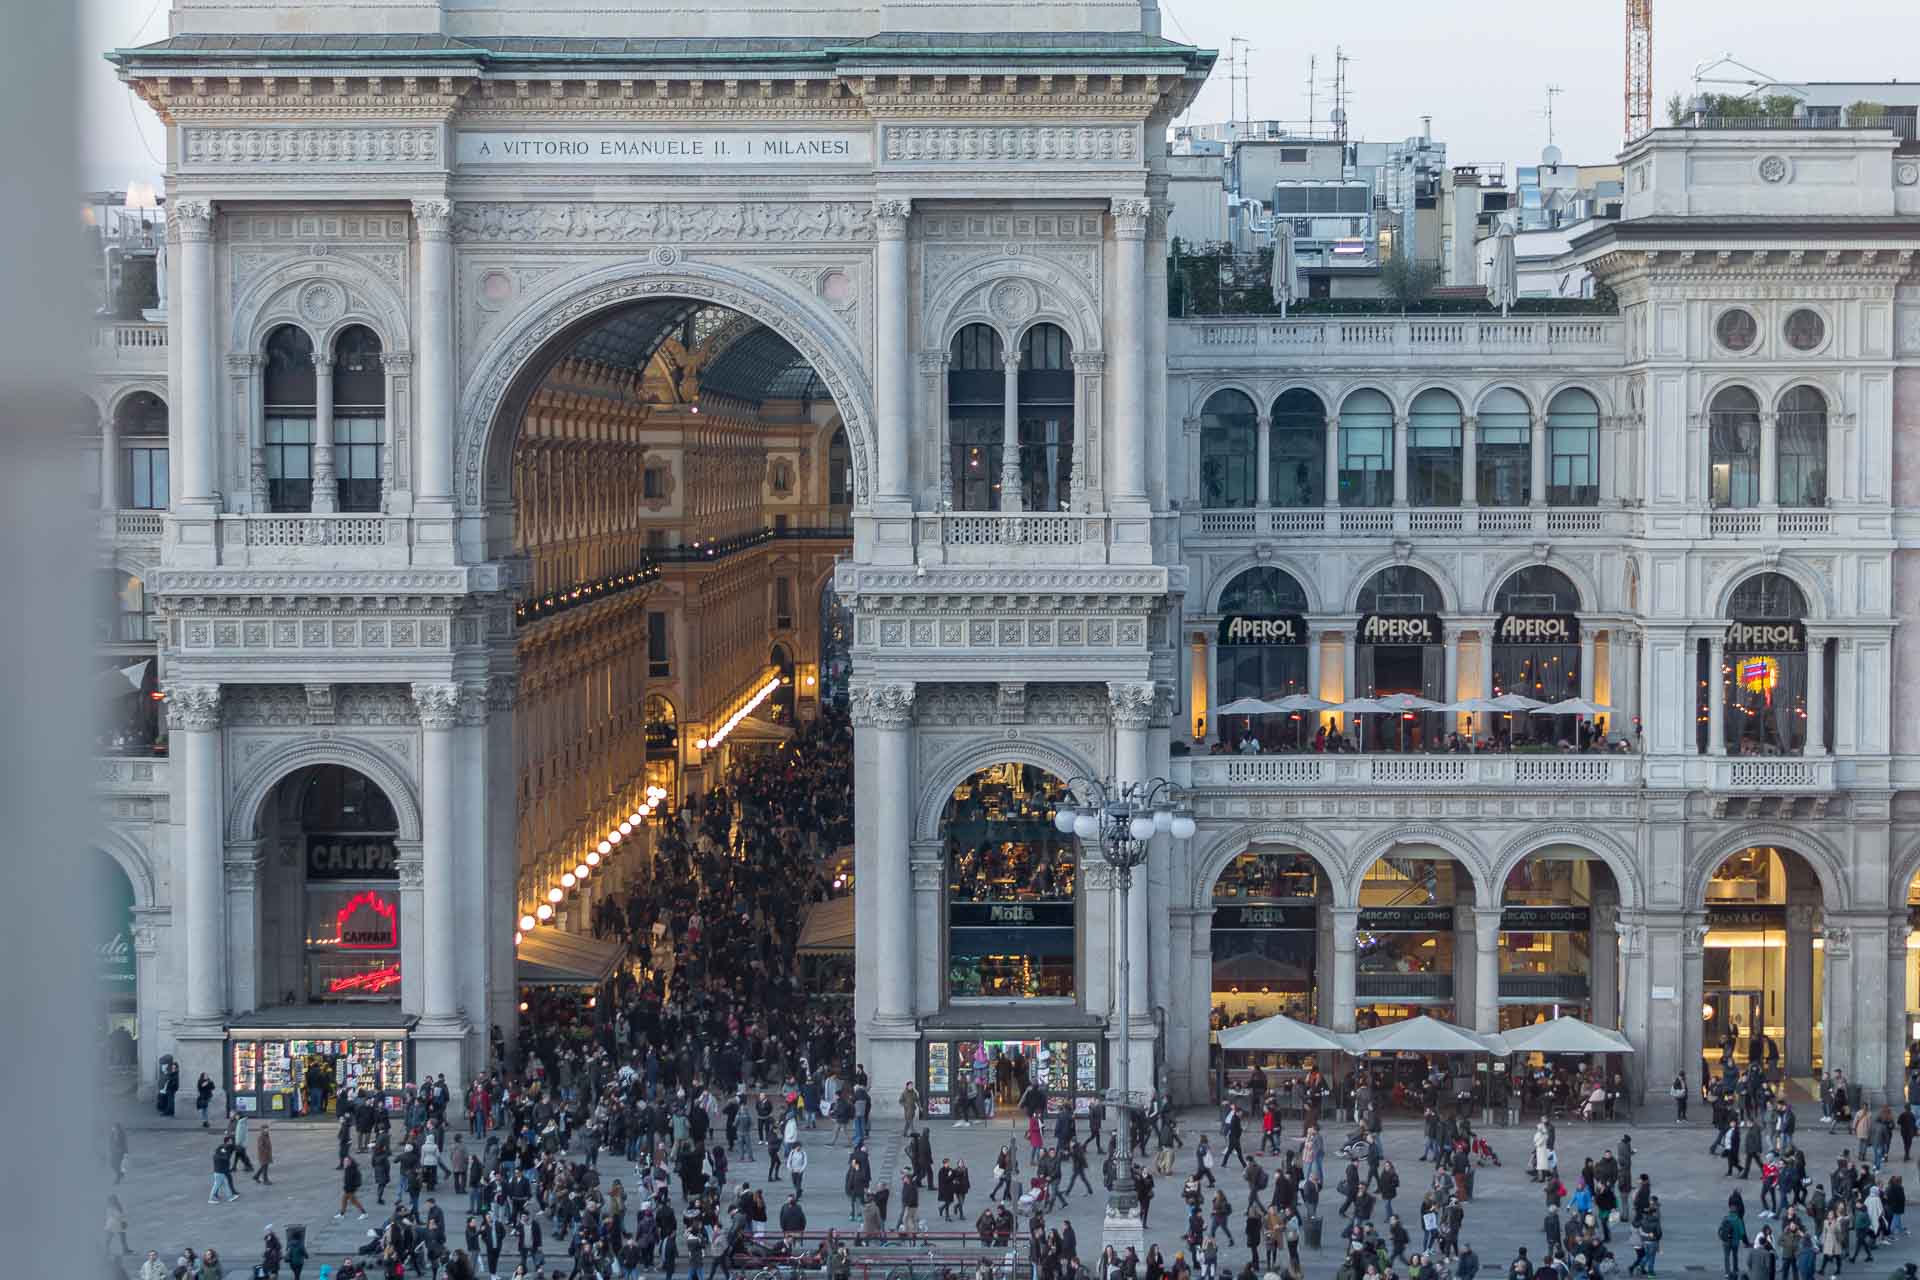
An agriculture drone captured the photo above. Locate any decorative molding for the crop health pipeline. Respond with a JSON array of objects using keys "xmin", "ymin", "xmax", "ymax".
[
  {"xmin": 183, "ymin": 126, "xmax": 439, "ymax": 167},
  {"xmin": 165, "ymin": 683, "xmax": 223, "ymax": 730},
  {"xmin": 169, "ymin": 200, "xmax": 214, "ymax": 243},
  {"xmin": 850, "ymin": 680, "xmax": 916, "ymax": 729},
  {"xmin": 305, "ymin": 683, "xmax": 337, "ymax": 726},
  {"xmin": 458, "ymin": 681, "xmax": 491, "ymax": 727},
  {"xmin": 881, "ymin": 124, "xmax": 1138, "ymax": 164},
  {"xmin": 411, "ymin": 681, "xmax": 463, "ymax": 729},
  {"xmin": 451, "ymin": 201, "xmax": 875, "ymax": 244},
  {"xmin": 1110, "ymin": 197, "xmax": 1152, "ymax": 239},
  {"xmin": 871, "ymin": 198, "xmax": 913, "ymax": 239},
  {"xmin": 1107, "ymin": 680, "xmax": 1156, "ymax": 730},
  {"xmin": 997, "ymin": 681, "xmax": 1028, "ymax": 725},
  {"xmin": 412, "ymin": 199, "xmax": 453, "ymax": 240}
]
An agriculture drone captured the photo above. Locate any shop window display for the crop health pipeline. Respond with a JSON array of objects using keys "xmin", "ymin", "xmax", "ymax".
[
  {"xmin": 1210, "ymin": 852, "xmax": 1325, "ymax": 1026},
  {"xmin": 944, "ymin": 763, "xmax": 1076, "ymax": 999}
]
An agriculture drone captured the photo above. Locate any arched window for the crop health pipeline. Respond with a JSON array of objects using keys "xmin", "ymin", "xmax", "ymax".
[
  {"xmin": 1339, "ymin": 389, "xmax": 1394, "ymax": 508},
  {"xmin": 1407, "ymin": 389, "xmax": 1464, "ymax": 506},
  {"xmin": 116, "ymin": 392, "xmax": 169, "ymax": 511},
  {"xmin": 1728, "ymin": 572, "xmax": 1808, "ymax": 619},
  {"xmin": 1777, "ymin": 386, "xmax": 1829, "ymax": 508},
  {"xmin": 1708, "ymin": 387, "xmax": 1762, "ymax": 509},
  {"xmin": 943, "ymin": 763, "xmax": 1076, "ymax": 999},
  {"xmin": 1017, "ymin": 324, "xmax": 1075, "ymax": 512},
  {"xmin": 1492, "ymin": 565, "xmax": 1584, "ymax": 713},
  {"xmin": 1547, "ymin": 388, "xmax": 1601, "ymax": 507},
  {"xmin": 296, "ymin": 765, "xmax": 402, "ymax": 1004},
  {"xmin": 332, "ymin": 325, "xmax": 385, "ymax": 513},
  {"xmin": 263, "ymin": 325, "xmax": 316, "ymax": 513},
  {"xmin": 1216, "ymin": 569, "xmax": 1311, "ymax": 749},
  {"xmin": 101, "ymin": 570, "xmax": 156, "ymax": 644},
  {"xmin": 827, "ymin": 428, "xmax": 852, "ymax": 508},
  {"xmin": 645, "ymin": 693, "xmax": 679, "ymax": 755},
  {"xmin": 1477, "ymin": 388, "xmax": 1531, "ymax": 508},
  {"xmin": 1200, "ymin": 389, "xmax": 1259, "ymax": 509},
  {"xmin": 1494, "ymin": 564, "xmax": 1582, "ymax": 614},
  {"xmin": 1219, "ymin": 566, "xmax": 1310, "ymax": 614},
  {"xmin": 947, "ymin": 324, "xmax": 1004, "ymax": 511},
  {"xmin": 1355, "ymin": 565, "xmax": 1443, "ymax": 614},
  {"xmin": 1211, "ymin": 852, "xmax": 1328, "ymax": 1024},
  {"xmin": 301, "ymin": 765, "xmax": 401, "ymax": 833},
  {"xmin": 1718, "ymin": 572, "xmax": 1815, "ymax": 756},
  {"xmin": 1269, "ymin": 388, "xmax": 1326, "ymax": 507}
]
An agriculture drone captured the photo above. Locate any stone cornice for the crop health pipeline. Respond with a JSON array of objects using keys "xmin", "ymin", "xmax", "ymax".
[{"xmin": 127, "ymin": 74, "xmax": 478, "ymax": 126}]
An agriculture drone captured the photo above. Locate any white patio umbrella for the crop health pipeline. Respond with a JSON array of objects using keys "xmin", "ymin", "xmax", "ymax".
[
  {"xmin": 1498, "ymin": 1016, "xmax": 1634, "ymax": 1057},
  {"xmin": 1216, "ymin": 696, "xmax": 1285, "ymax": 717},
  {"xmin": 1271, "ymin": 218, "xmax": 1300, "ymax": 318},
  {"xmin": 1335, "ymin": 698, "xmax": 1388, "ymax": 752},
  {"xmin": 1439, "ymin": 696, "xmax": 1508, "ymax": 749},
  {"xmin": 1270, "ymin": 691, "xmax": 1333, "ymax": 748},
  {"xmin": 1489, "ymin": 217, "xmax": 1519, "ymax": 317},
  {"xmin": 1538, "ymin": 696, "xmax": 1612, "ymax": 717},
  {"xmin": 1486, "ymin": 693, "xmax": 1548, "ymax": 711},
  {"xmin": 1218, "ymin": 1010, "xmax": 1352, "ymax": 1054}
]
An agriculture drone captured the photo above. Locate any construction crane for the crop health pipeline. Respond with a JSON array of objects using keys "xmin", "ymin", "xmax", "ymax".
[{"xmin": 1625, "ymin": 0, "xmax": 1653, "ymax": 144}]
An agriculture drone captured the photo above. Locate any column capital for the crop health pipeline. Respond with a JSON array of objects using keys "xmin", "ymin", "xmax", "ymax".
[
  {"xmin": 381, "ymin": 350, "xmax": 415, "ymax": 373},
  {"xmin": 1111, "ymin": 197, "xmax": 1152, "ymax": 240},
  {"xmin": 1822, "ymin": 925, "xmax": 1852, "ymax": 958},
  {"xmin": 872, "ymin": 197, "xmax": 913, "ymax": 239},
  {"xmin": 165, "ymin": 683, "xmax": 223, "ymax": 730},
  {"xmin": 311, "ymin": 352, "xmax": 335, "ymax": 373},
  {"xmin": 850, "ymin": 680, "xmax": 916, "ymax": 728},
  {"xmin": 917, "ymin": 350, "xmax": 950, "ymax": 375},
  {"xmin": 1331, "ymin": 906, "xmax": 1361, "ymax": 946},
  {"xmin": 169, "ymin": 199, "xmax": 214, "ymax": 243},
  {"xmin": 411, "ymin": 681, "xmax": 463, "ymax": 729},
  {"xmin": 1071, "ymin": 349, "xmax": 1107, "ymax": 371},
  {"xmin": 411, "ymin": 198, "xmax": 454, "ymax": 240},
  {"xmin": 225, "ymin": 353, "xmax": 261, "ymax": 375},
  {"xmin": 1615, "ymin": 918, "xmax": 1646, "ymax": 956},
  {"xmin": 1107, "ymin": 680, "xmax": 1157, "ymax": 729},
  {"xmin": 1473, "ymin": 909, "xmax": 1504, "ymax": 947}
]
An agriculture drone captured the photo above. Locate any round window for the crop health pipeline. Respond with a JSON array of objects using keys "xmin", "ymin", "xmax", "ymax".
[
  {"xmin": 1784, "ymin": 308, "xmax": 1827, "ymax": 352},
  {"xmin": 1715, "ymin": 309, "xmax": 1758, "ymax": 352}
]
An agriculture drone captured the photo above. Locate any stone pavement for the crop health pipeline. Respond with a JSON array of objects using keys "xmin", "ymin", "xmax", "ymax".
[{"xmin": 100, "ymin": 1101, "xmax": 1920, "ymax": 1277}]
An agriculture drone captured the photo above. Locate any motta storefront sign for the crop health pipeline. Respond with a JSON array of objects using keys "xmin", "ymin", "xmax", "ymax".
[
  {"xmin": 1218, "ymin": 615, "xmax": 1307, "ymax": 647},
  {"xmin": 1357, "ymin": 614, "xmax": 1442, "ymax": 645},
  {"xmin": 456, "ymin": 129, "xmax": 873, "ymax": 167},
  {"xmin": 307, "ymin": 839, "xmax": 400, "ymax": 880},
  {"xmin": 1500, "ymin": 906, "xmax": 1592, "ymax": 931},
  {"xmin": 1494, "ymin": 614, "xmax": 1580, "ymax": 645},
  {"xmin": 1725, "ymin": 620, "xmax": 1807, "ymax": 653},
  {"xmin": 1212, "ymin": 905, "xmax": 1318, "ymax": 931},
  {"xmin": 948, "ymin": 902, "xmax": 1075, "ymax": 929}
]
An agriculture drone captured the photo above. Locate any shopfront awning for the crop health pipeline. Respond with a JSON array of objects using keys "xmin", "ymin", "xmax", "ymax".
[
  {"xmin": 796, "ymin": 895, "xmax": 854, "ymax": 955},
  {"xmin": 1498, "ymin": 1016, "xmax": 1634, "ymax": 1056},
  {"xmin": 516, "ymin": 929, "xmax": 626, "ymax": 987}
]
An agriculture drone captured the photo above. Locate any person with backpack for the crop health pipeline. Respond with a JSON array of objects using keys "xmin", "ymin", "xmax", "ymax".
[{"xmin": 1722, "ymin": 1207, "xmax": 1750, "ymax": 1280}]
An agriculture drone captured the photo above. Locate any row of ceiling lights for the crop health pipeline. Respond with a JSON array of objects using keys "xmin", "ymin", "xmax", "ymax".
[
  {"xmin": 694, "ymin": 675, "xmax": 782, "ymax": 752},
  {"xmin": 515, "ymin": 781, "xmax": 671, "ymax": 944}
]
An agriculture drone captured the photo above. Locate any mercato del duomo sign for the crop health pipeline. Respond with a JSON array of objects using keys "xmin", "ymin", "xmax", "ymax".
[{"xmin": 456, "ymin": 129, "xmax": 873, "ymax": 167}]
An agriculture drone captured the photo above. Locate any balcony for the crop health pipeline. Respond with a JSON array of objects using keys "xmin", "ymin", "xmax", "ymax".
[
  {"xmin": 1178, "ymin": 751, "xmax": 1643, "ymax": 790},
  {"xmin": 90, "ymin": 322, "xmax": 167, "ymax": 374},
  {"xmin": 1187, "ymin": 507, "xmax": 1633, "ymax": 541},
  {"xmin": 100, "ymin": 508, "xmax": 164, "ymax": 550},
  {"xmin": 211, "ymin": 513, "xmax": 414, "ymax": 566},
  {"xmin": 1710, "ymin": 509, "xmax": 1834, "ymax": 539},
  {"xmin": 913, "ymin": 511, "xmax": 1117, "ymax": 565},
  {"xmin": 1171, "ymin": 314, "xmax": 1623, "ymax": 360}
]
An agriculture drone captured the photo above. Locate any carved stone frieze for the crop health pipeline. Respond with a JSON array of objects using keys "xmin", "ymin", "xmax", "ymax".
[
  {"xmin": 451, "ymin": 201, "xmax": 875, "ymax": 244},
  {"xmin": 914, "ymin": 684, "xmax": 997, "ymax": 727},
  {"xmin": 997, "ymin": 682, "xmax": 1028, "ymax": 725},
  {"xmin": 183, "ymin": 126, "xmax": 440, "ymax": 167},
  {"xmin": 881, "ymin": 124, "xmax": 1139, "ymax": 164}
]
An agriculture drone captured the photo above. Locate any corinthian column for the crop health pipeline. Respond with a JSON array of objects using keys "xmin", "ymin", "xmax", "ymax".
[
  {"xmin": 1110, "ymin": 198, "xmax": 1152, "ymax": 507},
  {"xmin": 412, "ymin": 682, "xmax": 463, "ymax": 1027},
  {"xmin": 412, "ymin": 199, "xmax": 455, "ymax": 511},
  {"xmin": 167, "ymin": 684, "xmax": 226, "ymax": 1022},
  {"xmin": 170, "ymin": 200, "xmax": 218, "ymax": 511},
  {"xmin": 852, "ymin": 680, "xmax": 917, "ymax": 1111},
  {"xmin": 873, "ymin": 199, "xmax": 913, "ymax": 507}
]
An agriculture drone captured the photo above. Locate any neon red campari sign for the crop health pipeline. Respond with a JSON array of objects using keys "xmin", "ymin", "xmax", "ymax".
[
  {"xmin": 328, "ymin": 963, "xmax": 401, "ymax": 994},
  {"xmin": 335, "ymin": 890, "xmax": 399, "ymax": 949}
]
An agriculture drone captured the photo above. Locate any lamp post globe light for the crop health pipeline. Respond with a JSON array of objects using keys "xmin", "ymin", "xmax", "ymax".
[{"xmin": 1052, "ymin": 776, "xmax": 1196, "ymax": 1252}]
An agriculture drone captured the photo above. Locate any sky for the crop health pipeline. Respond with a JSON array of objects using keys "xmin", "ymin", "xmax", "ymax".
[{"xmin": 77, "ymin": 0, "xmax": 1920, "ymax": 192}]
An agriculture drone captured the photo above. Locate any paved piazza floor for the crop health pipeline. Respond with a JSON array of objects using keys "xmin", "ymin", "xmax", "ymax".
[{"xmin": 106, "ymin": 1101, "xmax": 1920, "ymax": 1277}]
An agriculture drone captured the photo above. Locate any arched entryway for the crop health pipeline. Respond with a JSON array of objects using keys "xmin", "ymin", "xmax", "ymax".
[
  {"xmin": 1353, "ymin": 847, "xmax": 1475, "ymax": 1027},
  {"xmin": 1498, "ymin": 848, "xmax": 1621, "ymax": 1031},
  {"xmin": 88, "ymin": 849, "xmax": 140, "ymax": 1070},
  {"xmin": 1701, "ymin": 845, "xmax": 1826, "ymax": 1078}
]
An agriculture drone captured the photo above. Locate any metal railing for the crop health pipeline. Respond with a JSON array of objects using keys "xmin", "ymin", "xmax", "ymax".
[
  {"xmin": 1692, "ymin": 114, "xmax": 1917, "ymax": 139},
  {"xmin": 1187, "ymin": 506, "xmax": 1624, "ymax": 538},
  {"xmin": 1174, "ymin": 314, "xmax": 1622, "ymax": 354}
]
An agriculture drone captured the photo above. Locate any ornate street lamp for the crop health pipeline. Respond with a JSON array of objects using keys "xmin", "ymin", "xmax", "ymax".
[{"xmin": 1052, "ymin": 776, "xmax": 1195, "ymax": 1248}]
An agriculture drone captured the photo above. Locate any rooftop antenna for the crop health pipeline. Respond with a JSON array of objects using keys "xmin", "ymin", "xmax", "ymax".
[
  {"xmin": 1331, "ymin": 46, "xmax": 1350, "ymax": 144},
  {"xmin": 1228, "ymin": 37, "xmax": 1253, "ymax": 136},
  {"xmin": 1544, "ymin": 84, "xmax": 1563, "ymax": 148},
  {"xmin": 1305, "ymin": 53, "xmax": 1317, "ymax": 137}
]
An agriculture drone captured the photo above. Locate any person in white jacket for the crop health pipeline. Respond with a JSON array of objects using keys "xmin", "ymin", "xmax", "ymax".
[{"xmin": 787, "ymin": 1141, "xmax": 809, "ymax": 1199}]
